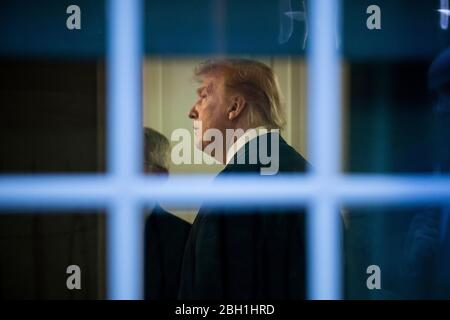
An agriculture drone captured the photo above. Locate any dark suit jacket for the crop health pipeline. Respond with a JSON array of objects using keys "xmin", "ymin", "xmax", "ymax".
[
  {"xmin": 144, "ymin": 205, "xmax": 191, "ymax": 299},
  {"xmin": 178, "ymin": 132, "xmax": 309, "ymax": 299}
]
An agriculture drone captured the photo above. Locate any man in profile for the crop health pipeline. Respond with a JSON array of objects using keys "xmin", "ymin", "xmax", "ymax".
[
  {"xmin": 143, "ymin": 127, "xmax": 191, "ymax": 299},
  {"xmin": 178, "ymin": 59, "xmax": 309, "ymax": 299}
]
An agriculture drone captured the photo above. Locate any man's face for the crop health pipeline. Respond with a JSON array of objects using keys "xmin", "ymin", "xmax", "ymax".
[{"xmin": 188, "ymin": 74, "xmax": 229, "ymax": 151}]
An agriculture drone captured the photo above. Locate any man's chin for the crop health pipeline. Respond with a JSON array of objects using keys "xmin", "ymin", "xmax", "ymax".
[{"xmin": 194, "ymin": 138, "xmax": 204, "ymax": 151}]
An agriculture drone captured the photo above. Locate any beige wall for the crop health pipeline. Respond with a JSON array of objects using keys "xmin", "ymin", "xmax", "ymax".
[{"xmin": 142, "ymin": 56, "xmax": 308, "ymax": 223}]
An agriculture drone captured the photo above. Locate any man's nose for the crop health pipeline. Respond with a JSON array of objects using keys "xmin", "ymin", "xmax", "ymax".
[{"xmin": 188, "ymin": 104, "xmax": 198, "ymax": 119}]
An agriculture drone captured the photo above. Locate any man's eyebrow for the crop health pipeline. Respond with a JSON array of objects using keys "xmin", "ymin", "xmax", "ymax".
[
  {"xmin": 196, "ymin": 87, "xmax": 204, "ymax": 96},
  {"xmin": 196, "ymin": 82, "xmax": 214, "ymax": 96}
]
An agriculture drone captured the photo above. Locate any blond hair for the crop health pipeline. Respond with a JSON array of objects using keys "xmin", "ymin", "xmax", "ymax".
[{"xmin": 194, "ymin": 59, "xmax": 286, "ymax": 130}]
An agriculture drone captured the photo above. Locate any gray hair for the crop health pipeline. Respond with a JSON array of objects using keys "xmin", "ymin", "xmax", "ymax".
[{"xmin": 144, "ymin": 127, "xmax": 171, "ymax": 171}]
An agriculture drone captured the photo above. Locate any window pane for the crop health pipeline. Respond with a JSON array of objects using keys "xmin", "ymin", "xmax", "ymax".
[
  {"xmin": 0, "ymin": 1, "xmax": 107, "ymax": 174},
  {"xmin": 141, "ymin": 56, "xmax": 309, "ymax": 176},
  {"xmin": 142, "ymin": 203, "xmax": 307, "ymax": 299},
  {"xmin": 343, "ymin": 0, "xmax": 450, "ymax": 174},
  {"xmin": 0, "ymin": 211, "xmax": 106, "ymax": 299},
  {"xmin": 0, "ymin": 1, "xmax": 107, "ymax": 299},
  {"xmin": 344, "ymin": 205, "xmax": 450, "ymax": 299},
  {"xmin": 0, "ymin": 60, "xmax": 106, "ymax": 174}
]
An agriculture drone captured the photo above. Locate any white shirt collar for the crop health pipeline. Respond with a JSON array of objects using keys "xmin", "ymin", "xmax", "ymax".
[{"xmin": 225, "ymin": 126, "xmax": 269, "ymax": 165}]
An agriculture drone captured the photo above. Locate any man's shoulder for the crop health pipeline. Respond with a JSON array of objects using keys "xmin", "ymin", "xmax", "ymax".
[
  {"xmin": 277, "ymin": 137, "xmax": 309, "ymax": 172},
  {"xmin": 223, "ymin": 132, "xmax": 309, "ymax": 174}
]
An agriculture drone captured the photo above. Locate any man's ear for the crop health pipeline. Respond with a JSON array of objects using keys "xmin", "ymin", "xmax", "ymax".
[{"xmin": 227, "ymin": 95, "xmax": 247, "ymax": 121}]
